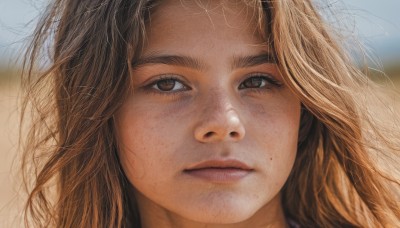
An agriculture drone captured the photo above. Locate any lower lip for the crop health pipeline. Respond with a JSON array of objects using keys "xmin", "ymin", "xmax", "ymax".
[{"xmin": 184, "ymin": 168, "xmax": 252, "ymax": 183}]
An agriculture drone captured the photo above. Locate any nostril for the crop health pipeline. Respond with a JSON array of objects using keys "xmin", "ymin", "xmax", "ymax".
[
  {"xmin": 205, "ymin": 132, "xmax": 214, "ymax": 138},
  {"xmin": 200, "ymin": 131, "xmax": 242, "ymax": 141}
]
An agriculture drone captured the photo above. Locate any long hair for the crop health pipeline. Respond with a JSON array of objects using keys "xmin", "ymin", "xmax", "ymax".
[{"xmin": 21, "ymin": 0, "xmax": 400, "ymax": 227}]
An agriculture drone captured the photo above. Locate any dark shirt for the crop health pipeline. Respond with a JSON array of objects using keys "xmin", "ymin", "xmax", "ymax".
[{"xmin": 287, "ymin": 218, "xmax": 301, "ymax": 228}]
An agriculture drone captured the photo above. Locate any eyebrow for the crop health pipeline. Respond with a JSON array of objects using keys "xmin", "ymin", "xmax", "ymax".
[
  {"xmin": 231, "ymin": 53, "xmax": 276, "ymax": 70},
  {"xmin": 133, "ymin": 55, "xmax": 206, "ymax": 71},
  {"xmin": 132, "ymin": 52, "xmax": 276, "ymax": 71}
]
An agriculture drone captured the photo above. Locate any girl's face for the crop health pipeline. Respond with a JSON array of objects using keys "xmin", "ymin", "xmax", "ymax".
[{"xmin": 116, "ymin": 0, "xmax": 301, "ymax": 226}]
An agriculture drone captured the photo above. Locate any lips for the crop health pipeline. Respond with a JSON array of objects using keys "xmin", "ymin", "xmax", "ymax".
[
  {"xmin": 183, "ymin": 159, "xmax": 254, "ymax": 183},
  {"xmin": 185, "ymin": 159, "xmax": 253, "ymax": 170}
]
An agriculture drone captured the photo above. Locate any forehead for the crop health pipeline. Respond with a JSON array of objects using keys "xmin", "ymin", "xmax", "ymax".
[
  {"xmin": 151, "ymin": 0, "xmax": 261, "ymax": 16},
  {"xmin": 143, "ymin": 0, "xmax": 268, "ymax": 54}
]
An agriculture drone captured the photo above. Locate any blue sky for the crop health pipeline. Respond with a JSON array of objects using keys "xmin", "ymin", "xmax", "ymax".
[
  {"xmin": 343, "ymin": 0, "xmax": 400, "ymax": 39},
  {"xmin": 1, "ymin": 0, "xmax": 399, "ymax": 65}
]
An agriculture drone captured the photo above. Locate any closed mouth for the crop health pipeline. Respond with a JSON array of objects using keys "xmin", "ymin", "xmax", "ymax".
[
  {"xmin": 184, "ymin": 159, "xmax": 253, "ymax": 171},
  {"xmin": 183, "ymin": 159, "xmax": 253, "ymax": 182}
]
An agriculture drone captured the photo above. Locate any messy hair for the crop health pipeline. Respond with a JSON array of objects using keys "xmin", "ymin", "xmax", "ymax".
[{"xmin": 21, "ymin": 0, "xmax": 399, "ymax": 227}]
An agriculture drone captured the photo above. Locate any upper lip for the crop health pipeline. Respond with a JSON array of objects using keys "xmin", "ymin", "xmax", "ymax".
[{"xmin": 184, "ymin": 159, "xmax": 253, "ymax": 171}]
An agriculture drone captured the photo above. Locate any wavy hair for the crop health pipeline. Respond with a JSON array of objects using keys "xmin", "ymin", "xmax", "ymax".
[{"xmin": 21, "ymin": 0, "xmax": 400, "ymax": 227}]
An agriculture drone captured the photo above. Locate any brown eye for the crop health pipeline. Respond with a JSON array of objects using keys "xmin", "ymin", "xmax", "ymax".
[
  {"xmin": 239, "ymin": 76, "xmax": 267, "ymax": 89},
  {"xmin": 239, "ymin": 75, "xmax": 282, "ymax": 90},
  {"xmin": 157, "ymin": 79, "xmax": 175, "ymax": 91},
  {"xmin": 152, "ymin": 78, "xmax": 186, "ymax": 92},
  {"xmin": 242, "ymin": 77, "xmax": 265, "ymax": 88}
]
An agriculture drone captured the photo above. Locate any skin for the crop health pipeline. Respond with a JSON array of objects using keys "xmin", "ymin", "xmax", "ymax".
[{"xmin": 115, "ymin": 0, "xmax": 301, "ymax": 227}]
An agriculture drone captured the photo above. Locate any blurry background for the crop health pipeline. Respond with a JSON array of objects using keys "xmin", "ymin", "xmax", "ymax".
[{"xmin": 1, "ymin": 0, "xmax": 399, "ymax": 227}]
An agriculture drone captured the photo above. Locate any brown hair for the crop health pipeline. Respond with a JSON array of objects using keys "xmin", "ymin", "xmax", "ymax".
[{"xmin": 21, "ymin": 0, "xmax": 400, "ymax": 227}]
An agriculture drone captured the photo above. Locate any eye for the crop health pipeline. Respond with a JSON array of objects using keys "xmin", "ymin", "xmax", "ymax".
[
  {"xmin": 240, "ymin": 77, "xmax": 266, "ymax": 88},
  {"xmin": 151, "ymin": 77, "xmax": 187, "ymax": 92},
  {"xmin": 239, "ymin": 74, "xmax": 282, "ymax": 90}
]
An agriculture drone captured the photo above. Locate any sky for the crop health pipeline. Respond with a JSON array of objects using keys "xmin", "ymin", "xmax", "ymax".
[
  {"xmin": 0, "ymin": 0, "xmax": 400, "ymax": 66},
  {"xmin": 343, "ymin": 0, "xmax": 400, "ymax": 39}
]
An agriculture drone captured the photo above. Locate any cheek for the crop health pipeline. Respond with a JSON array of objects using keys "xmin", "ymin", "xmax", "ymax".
[
  {"xmin": 249, "ymin": 90, "xmax": 300, "ymax": 144},
  {"xmin": 115, "ymin": 102, "xmax": 181, "ymax": 183},
  {"xmin": 248, "ymin": 92, "xmax": 300, "ymax": 182}
]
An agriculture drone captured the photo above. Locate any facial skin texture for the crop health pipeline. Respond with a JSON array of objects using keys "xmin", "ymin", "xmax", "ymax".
[{"xmin": 115, "ymin": 0, "xmax": 301, "ymax": 227}]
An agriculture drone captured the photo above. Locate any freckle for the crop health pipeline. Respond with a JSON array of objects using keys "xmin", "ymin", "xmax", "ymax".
[
  {"xmin": 270, "ymin": 157, "xmax": 273, "ymax": 161},
  {"xmin": 221, "ymin": 149, "xmax": 230, "ymax": 157},
  {"xmin": 253, "ymin": 104, "xmax": 266, "ymax": 114}
]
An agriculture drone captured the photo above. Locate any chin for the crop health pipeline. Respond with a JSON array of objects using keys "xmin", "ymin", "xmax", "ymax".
[
  {"xmin": 175, "ymin": 196, "xmax": 260, "ymax": 224},
  {"xmin": 183, "ymin": 210, "xmax": 253, "ymax": 225}
]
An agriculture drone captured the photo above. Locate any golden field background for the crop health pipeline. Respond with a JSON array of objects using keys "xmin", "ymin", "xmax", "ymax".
[
  {"xmin": 0, "ymin": 82, "xmax": 24, "ymax": 226},
  {"xmin": 0, "ymin": 67, "xmax": 399, "ymax": 227}
]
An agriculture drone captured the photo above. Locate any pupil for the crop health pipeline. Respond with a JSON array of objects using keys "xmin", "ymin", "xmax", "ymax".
[
  {"xmin": 157, "ymin": 79, "xmax": 175, "ymax": 91},
  {"xmin": 245, "ymin": 77, "xmax": 262, "ymax": 88}
]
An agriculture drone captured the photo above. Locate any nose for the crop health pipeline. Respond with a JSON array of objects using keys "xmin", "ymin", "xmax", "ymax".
[{"xmin": 194, "ymin": 93, "xmax": 245, "ymax": 143}]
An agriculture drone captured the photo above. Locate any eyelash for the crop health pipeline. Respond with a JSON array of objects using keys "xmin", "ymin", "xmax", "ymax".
[
  {"xmin": 142, "ymin": 73, "xmax": 282, "ymax": 96},
  {"xmin": 143, "ymin": 75, "xmax": 190, "ymax": 97},
  {"xmin": 239, "ymin": 73, "xmax": 283, "ymax": 91}
]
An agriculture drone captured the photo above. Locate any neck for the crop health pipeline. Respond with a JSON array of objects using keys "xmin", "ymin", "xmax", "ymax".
[{"xmin": 135, "ymin": 191, "xmax": 288, "ymax": 228}]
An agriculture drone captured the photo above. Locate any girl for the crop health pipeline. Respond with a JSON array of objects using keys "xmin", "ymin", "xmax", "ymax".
[{"xmin": 21, "ymin": 0, "xmax": 400, "ymax": 227}]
